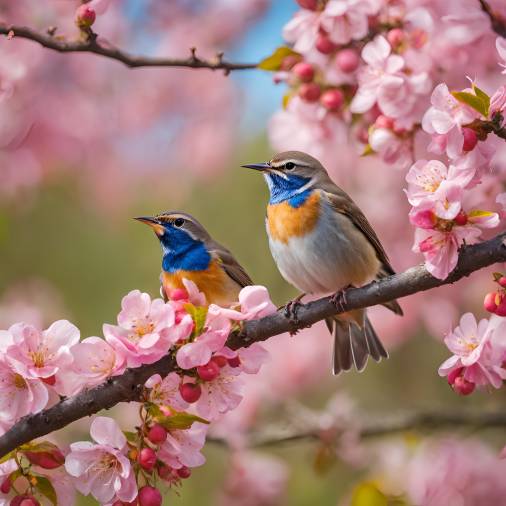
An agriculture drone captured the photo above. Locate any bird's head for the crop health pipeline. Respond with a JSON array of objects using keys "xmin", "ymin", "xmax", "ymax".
[{"xmin": 242, "ymin": 151, "xmax": 329, "ymax": 204}]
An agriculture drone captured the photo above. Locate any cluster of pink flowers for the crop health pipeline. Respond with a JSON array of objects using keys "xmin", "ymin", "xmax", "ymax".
[{"xmin": 0, "ymin": 282, "xmax": 274, "ymax": 505}]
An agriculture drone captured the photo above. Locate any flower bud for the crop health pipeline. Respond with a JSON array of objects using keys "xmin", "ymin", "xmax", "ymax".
[
  {"xmin": 387, "ymin": 28, "xmax": 405, "ymax": 48},
  {"xmin": 499, "ymin": 277, "xmax": 506, "ymax": 288},
  {"xmin": 169, "ymin": 288, "xmax": 188, "ymax": 301},
  {"xmin": 0, "ymin": 477, "xmax": 11, "ymax": 494},
  {"xmin": 197, "ymin": 361, "xmax": 220, "ymax": 381},
  {"xmin": 179, "ymin": 383, "xmax": 201, "ymax": 403},
  {"xmin": 462, "ymin": 128, "xmax": 478, "ymax": 152},
  {"xmin": 292, "ymin": 62, "xmax": 315, "ymax": 82},
  {"xmin": 316, "ymin": 33, "xmax": 337, "ymax": 54},
  {"xmin": 211, "ymin": 356, "xmax": 228, "ymax": 368},
  {"xmin": 484, "ymin": 292, "xmax": 499, "ymax": 313},
  {"xmin": 453, "ymin": 211, "xmax": 468, "ymax": 226},
  {"xmin": 138, "ymin": 448, "xmax": 157, "ymax": 472},
  {"xmin": 452, "ymin": 376, "xmax": 475, "ymax": 395},
  {"xmin": 158, "ymin": 464, "xmax": 177, "ymax": 482},
  {"xmin": 495, "ymin": 295, "xmax": 506, "ymax": 317},
  {"xmin": 147, "ymin": 424, "xmax": 167, "ymax": 445},
  {"xmin": 23, "ymin": 449, "xmax": 65, "ymax": 469},
  {"xmin": 296, "ymin": 0, "xmax": 318, "ymax": 10},
  {"xmin": 75, "ymin": 4, "xmax": 96, "ymax": 29},
  {"xmin": 138, "ymin": 486, "xmax": 162, "ymax": 506},
  {"xmin": 320, "ymin": 89, "xmax": 344, "ymax": 111},
  {"xmin": 176, "ymin": 466, "xmax": 191, "ymax": 479},
  {"xmin": 375, "ymin": 115, "xmax": 395, "ymax": 129},
  {"xmin": 336, "ymin": 49, "xmax": 359, "ymax": 73},
  {"xmin": 227, "ymin": 356, "xmax": 241, "ymax": 368},
  {"xmin": 447, "ymin": 367, "xmax": 463, "ymax": 385},
  {"xmin": 280, "ymin": 55, "xmax": 301, "ymax": 71},
  {"xmin": 299, "ymin": 83, "xmax": 321, "ymax": 102},
  {"xmin": 11, "ymin": 497, "xmax": 40, "ymax": 506}
]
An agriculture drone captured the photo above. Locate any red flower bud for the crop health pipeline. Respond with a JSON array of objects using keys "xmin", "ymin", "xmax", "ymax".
[
  {"xmin": 452, "ymin": 376, "xmax": 475, "ymax": 395},
  {"xmin": 316, "ymin": 34, "xmax": 337, "ymax": 54},
  {"xmin": 23, "ymin": 449, "xmax": 65, "ymax": 469},
  {"xmin": 138, "ymin": 486, "xmax": 162, "ymax": 506},
  {"xmin": 158, "ymin": 464, "xmax": 177, "ymax": 482},
  {"xmin": 176, "ymin": 466, "xmax": 191, "ymax": 479},
  {"xmin": 138, "ymin": 447, "xmax": 157, "ymax": 472},
  {"xmin": 227, "ymin": 356, "xmax": 241, "ymax": 368},
  {"xmin": 0, "ymin": 477, "xmax": 11, "ymax": 494},
  {"xmin": 484, "ymin": 292, "xmax": 499, "ymax": 314},
  {"xmin": 299, "ymin": 83, "xmax": 321, "ymax": 102},
  {"xmin": 211, "ymin": 356, "xmax": 228, "ymax": 368},
  {"xmin": 453, "ymin": 211, "xmax": 468, "ymax": 226},
  {"xmin": 320, "ymin": 89, "xmax": 344, "ymax": 111},
  {"xmin": 462, "ymin": 128, "xmax": 478, "ymax": 152},
  {"xmin": 11, "ymin": 497, "xmax": 40, "ymax": 506},
  {"xmin": 495, "ymin": 295, "xmax": 506, "ymax": 316},
  {"xmin": 375, "ymin": 115, "xmax": 395, "ymax": 129},
  {"xmin": 498, "ymin": 277, "xmax": 506, "ymax": 288},
  {"xmin": 292, "ymin": 62, "xmax": 315, "ymax": 82},
  {"xmin": 169, "ymin": 288, "xmax": 188, "ymax": 301},
  {"xmin": 387, "ymin": 28, "xmax": 405, "ymax": 48},
  {"xmin": 296, "ymin": 0, "xmax": 318, "ymax": 10},
  {"xmin": 336, "ymin": 49, "xmax": 360, "ymax": 73},
  {"xmin": 75, "ymin": 4, "xmax": 96, "ymax": 29},
  {"xmin": 447, "ymin": 367, "xmax": 463, "ymax": 385},
  {"xmin": 147, "ymin": 424, "xmax": 167, "ymax": 445},
  {"xmin": 179, "ymin": 383, "xmax": 201, "ymax": 403},
  {"xmin": 197, "ymin": 361, "xmax": 220, "ymax": 381}
]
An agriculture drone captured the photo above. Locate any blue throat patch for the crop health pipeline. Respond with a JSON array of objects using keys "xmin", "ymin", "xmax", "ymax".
[
  {"xmin": 266, "ymin": 173, "xmax": 312, "ymax": 207},
  {"xmin": 159, "ymin": 226, "xmax": 211, "ymax": 272}
]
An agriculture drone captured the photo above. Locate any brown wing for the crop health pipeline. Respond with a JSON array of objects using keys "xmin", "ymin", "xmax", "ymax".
[
  {"xmin": 320, "ymin": 183, "xmax": 395, "ymax": 276},
  {"xmin": 206, "ymin": 240, "xmax": 253, "ymax": 288}
]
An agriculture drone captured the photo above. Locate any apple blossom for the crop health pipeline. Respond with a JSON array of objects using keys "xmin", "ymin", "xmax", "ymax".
[
  {"xmin": 145, "ymin": 372, "xmax": 189, "ymax": 412},
  {"xmin": 157, "ymin": 423, "xmax": 207, "ymax": 470}
]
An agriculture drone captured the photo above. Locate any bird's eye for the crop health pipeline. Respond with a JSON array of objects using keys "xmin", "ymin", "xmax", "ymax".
[
  {"xmin": 174, "ymin": 218, "xmax": 185, "ymax": 228},
  {"xmin": 285, "ymin": 162, "xmax": 295, "ymax": 170}
]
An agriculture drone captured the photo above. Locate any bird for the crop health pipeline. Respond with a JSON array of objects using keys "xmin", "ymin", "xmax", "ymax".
[
  {"xmin": 135, "ymin": 211, "xmax": 252, "ymax": 306},
  {"xmin": 242, "ymin": 150, "xmax": 402, "ymax": 375}
]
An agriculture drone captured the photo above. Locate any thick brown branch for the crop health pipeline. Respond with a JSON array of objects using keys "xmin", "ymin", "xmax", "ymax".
[
  {"xmin": 248, "ymin": 410, "xmax": 506, "ymax": 447},
  {"xmin": 478, "ymin": 0, "xmax": 506, "ymax": 38},
  {"xmin": 0, "ymin": 233, "xmax": 505, "ymax": 458},
  {"xmin": 0, "ymin": 23, "xmax": 257, "ymax": 72}
]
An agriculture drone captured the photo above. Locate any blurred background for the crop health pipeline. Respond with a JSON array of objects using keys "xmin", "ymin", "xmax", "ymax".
[{"xmin": 1, "ymin": 1, "xmax": 506, "ymax": 505}]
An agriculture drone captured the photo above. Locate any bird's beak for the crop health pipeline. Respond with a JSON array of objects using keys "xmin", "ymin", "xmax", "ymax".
[
  {"xmin": 134, "ymin": 216, "xmax": 165, "ymax": 236},
  {"xmin": 241, "ymin": 162, "xmax": 271, "ymax": 172}
]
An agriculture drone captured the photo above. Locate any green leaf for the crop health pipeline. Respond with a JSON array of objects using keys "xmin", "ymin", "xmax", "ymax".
[
  {"xmin": 0, "ymin": 451, "xmax": 15, "ymax": 464},
  {"xmin": 451, "ymin": 91, "xmax": 488, "ymax": 117},
  {"xmin": 183, "ymin": 303, "xmax": 207, "ymax": 337},
  {"xmin": 351, "ymin": 482, "xmax": 388, "ymax": 506},
  {"xmin": 19, "ymin": 441, "xmax": 60, "ymax": 454},
  {"xmin": 493, "ymin": 272, "xmax": 504, "ymax": 281},
  {"xmin": 258, "ymin": 46, "xmax": 300, "ymax": 71},
  {"xmin": 472, "ymin": 83, "xmax": 490, "ymax": 116},
  {"xmin": 123, "ymin": 431, "xmax": 138, "ymax": 443},
  {"xmin": 36, "ymin": 476, "xmax": 57, "ymax": 506},
  {"xmin": 146, "ymin": 403, "xmax": 209, "ymax": 430}
]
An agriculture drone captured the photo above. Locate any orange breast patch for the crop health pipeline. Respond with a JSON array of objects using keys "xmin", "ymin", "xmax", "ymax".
[
  {"xmin": 161, "ymin": 259, "xmax": 240, "ymax": 306},
  {"xmin": 267, "ymin": 191, "xmax": 321, "ymax": 244}
]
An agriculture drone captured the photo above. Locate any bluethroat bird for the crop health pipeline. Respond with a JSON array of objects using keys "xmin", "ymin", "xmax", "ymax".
[
  {"xmin": 135, "ymin": 211, "xmax": 252, "ymax": 306},
  {"xmin": 242, "ymin": 151, "xmax": 403, "ymax": 375}
]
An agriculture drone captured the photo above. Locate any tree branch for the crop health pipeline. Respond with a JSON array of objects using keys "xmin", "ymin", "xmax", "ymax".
[
  {"xmin": 0, "ymin": 233, "xmax": 505, "ymax": 458},
  {"xmin": 246, "ymin": 410, "xmax": 506, "ymax": 447},
  {"xmin": 0, "ymin": 23, "xmax": 257, "ymax": 73},
  {"xmin": 478, "ymin": 0, "xmax": 506, "ymax": 38}
]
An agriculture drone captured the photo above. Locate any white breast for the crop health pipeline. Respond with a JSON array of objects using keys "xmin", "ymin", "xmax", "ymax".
[{"xmin": 267, "ymin": 200, "xmax": 380, "ymax": 295}]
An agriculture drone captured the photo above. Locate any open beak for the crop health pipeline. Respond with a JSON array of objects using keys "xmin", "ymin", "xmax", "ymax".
[
  {"xmin": 134, "ymin": 216, "xmax": 165, "ymax": 236},
  {"xmin": 241, "ymin": 162, "xmax": 271, "ymax": 171}
]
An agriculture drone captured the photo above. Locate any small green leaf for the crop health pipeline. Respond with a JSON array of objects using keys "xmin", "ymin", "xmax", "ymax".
[
  {"xmin": 258, "ymin": 46, "xmax": 300, "ymax": 71},
  {"xmin": 361, "ymin": 143, "xmax": 375, "ymax": 156},
  {"xmin": 451, "ymin": 91, "xmax": 488, "ymax": 117},
  {"xmin": 351, "ymin": 482, "xmax": 388, "ymax": 506},
  {"xmin": 146, "ymin": 403, "xmax": 209, "ymax": 430},
  {"xmin": 0, "ymin": 451, "xmax": 15, "ymax": 464},
  {"xmin": 36, "ymin": 476, "xmax": 58, "ymax": 506},
  {"xmin": 19, "ymin": 441, "xmax": 60, "ymax": 454},
  {"xmin": 183, "ymin": 303, "xmax": 207, "ymax": 337},
  {"xmin": 123, "ymin": 431, "xmax": 138, "ymax": 443},
  {"xmin": 493, "ymin": 272, "xmax": 504, "ymax": 281},
  {"xmin": 472, "ymin": 83, "xmax": 490, "ymax": 116}
]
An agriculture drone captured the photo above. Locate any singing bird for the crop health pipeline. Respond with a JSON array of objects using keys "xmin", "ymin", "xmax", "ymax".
[
  {"xmin": 135, "ymin": 211, "xmax": 252, "ymax": 306},
  {"xmin": 242, "ymin": 151, "xmax": 402, "ymax": 375}
]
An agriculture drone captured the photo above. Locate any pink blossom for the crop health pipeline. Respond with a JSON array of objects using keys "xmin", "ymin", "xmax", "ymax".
[
  {"xmin": 368, "ymin": 127, "xmax": 413, "ymax": 170},
  {"xmin": 490, "ymin": 85, "xmax": 506, "ymax": 115},
  {"xmin": 439, "ymin": 313, "xmax": 506, "ymax": 388},
  {"xmin": 0, "ymin": 358, "xmax": 48, "ymax": 426},
  {"xmin": 6, "ymin": 320, "xmax": 79, "ymax": 381},
  {"xmin": 145, "ymin": 372, "xmax": 189, "ymax": 412},
  {"xmin": 282, "ymin": 9, "xmax": 320, "ymax": 55},
  {"xmin": 422, "ymin": 83, "xmax": 480, "ymax": 159},
  {"xmin": 496, "ymin": 37, "xmax": 506, "ymax": 74},
  {"xmin": 218, "ymin": 343, "xmax": 269, "ymax": 375},
  {"xmin": 157, "ymin": 423, "xmax": 207, "ymax": 469},
  {"xmin": 195, "ymin": 367, "xmax": 244, "ymax": 420},
  {"xmin": 65, "ymin": 417, "xmax": 137, "ymax": 504},
  {"xmin": 238, "ymin": 286, "xmax": 277, "ymax": 320},
  {"xmin": 103, "ymin": 290, "xmax": 192, "ymax": 367},
  {"xmin": 320, "ymin": 0, "xmax": 381, "ymax": 46},
  {"xmin": 497, "ymin": 192, "xmax": 506, "ymax": 211}
]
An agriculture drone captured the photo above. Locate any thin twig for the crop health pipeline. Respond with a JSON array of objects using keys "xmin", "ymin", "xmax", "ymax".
[
  {"xmin": 0, "ymin": 233, "xmax": 505, "ymax": 458},
  {"xmin": 478, "ymin": 0, "xmax": 506, "ymax": 38}
]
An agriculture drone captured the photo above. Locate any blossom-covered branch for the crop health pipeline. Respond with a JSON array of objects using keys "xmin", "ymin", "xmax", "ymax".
[
  {"xmin": 246, "ymin": 409, "xmax": 506, "ymax": 447},
  {"xmin": 0, "ymin": 23, "xmax": 257, "ymax": 73},
  {"xmin": 0, "ymin": 232, "xmax": 505, "ymax": 460}
]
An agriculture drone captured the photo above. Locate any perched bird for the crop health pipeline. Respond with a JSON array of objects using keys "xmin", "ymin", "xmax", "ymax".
[
  {"xmin": 135, "ymin": 211, "xmax": 252, "ymax": 306},
  {"xmin": 242, "ymin": 151, "xmax": 402, "ymax": 375}
]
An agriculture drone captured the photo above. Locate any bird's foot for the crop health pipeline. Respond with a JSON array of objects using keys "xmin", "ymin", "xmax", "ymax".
[
  {"xmin": 283, "ymin": 293, "xmax": 306, "ymax": 326},
  {"xmin": 331, "ymin": 285, "xmax": 352, "ymax": 312}
]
